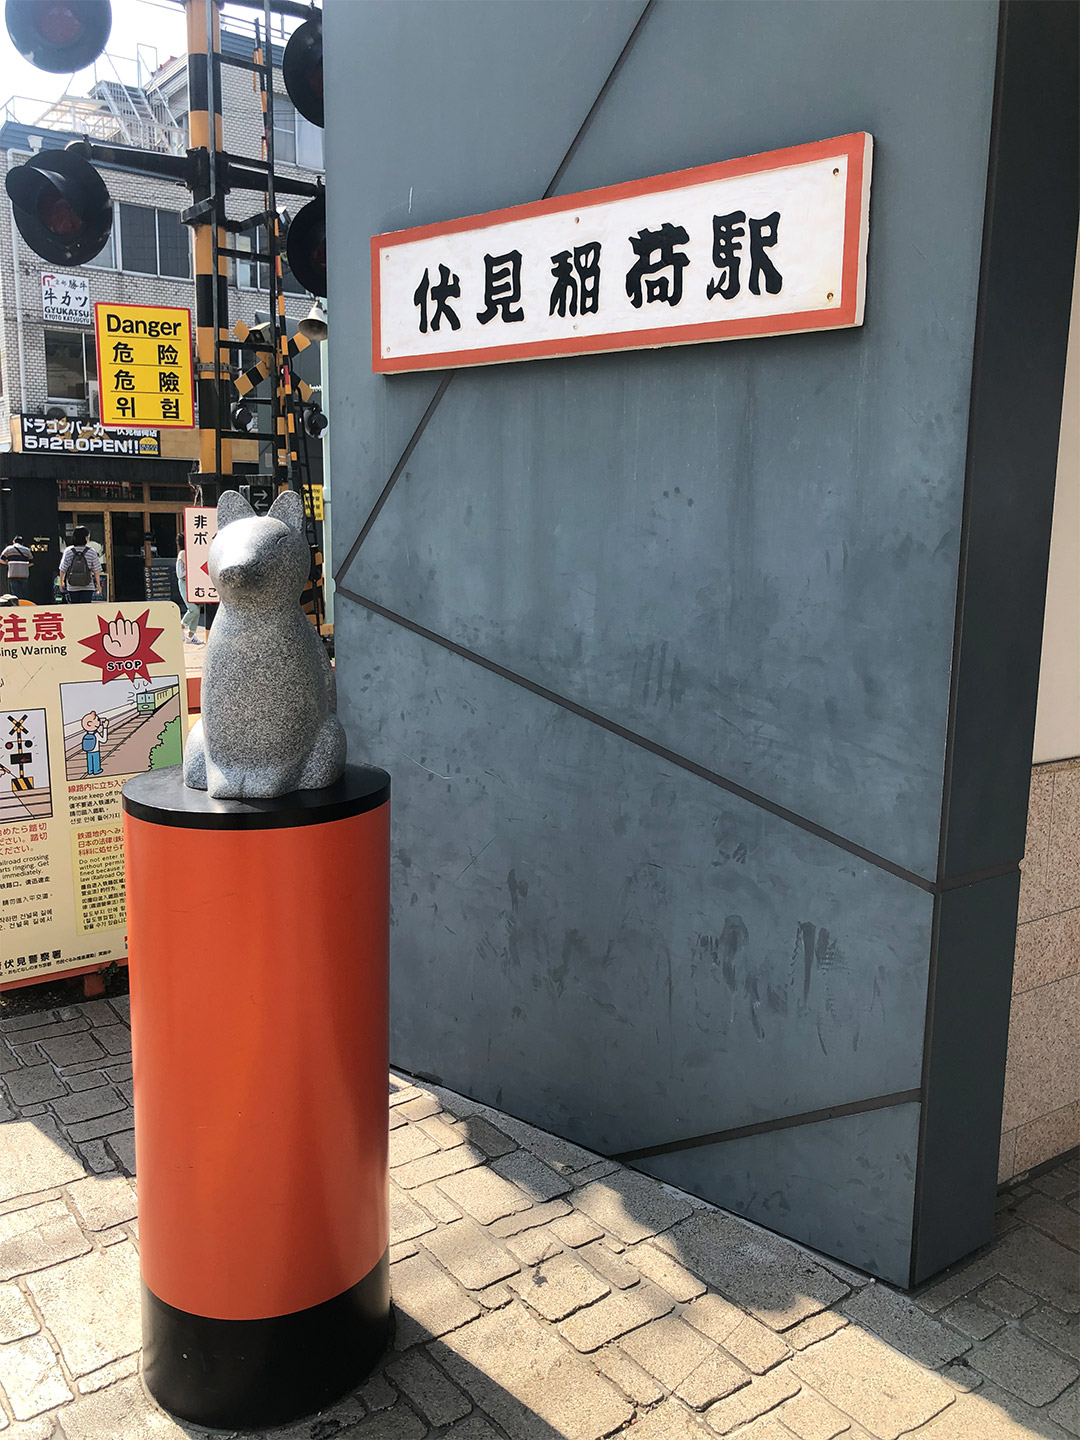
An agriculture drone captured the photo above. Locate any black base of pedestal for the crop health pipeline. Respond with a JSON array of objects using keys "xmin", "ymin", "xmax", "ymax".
[{"xmin": 142, "ymin": 1252, "xmax": 391, "ymax": 1431}]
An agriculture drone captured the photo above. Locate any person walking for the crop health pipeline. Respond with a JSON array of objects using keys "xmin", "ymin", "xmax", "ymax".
[
  {"xmin": 175, "ymin": 541, "xmax": 202, "ymax": 643},
  {"xmin": 59, "ymin": 528, "xmax": 103, "ymax": 603},
  {"xmin": 0, "ymin": 536, "xmax": 32, "ymax": 599}
]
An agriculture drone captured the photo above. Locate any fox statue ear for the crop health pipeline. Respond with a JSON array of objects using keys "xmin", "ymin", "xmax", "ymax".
[
  {"xmin": 268, "ymin": 489, "xmax": 305, "ymax": 532},
  {"xmin": 217, "ymin": 490, "xmax": 256, "ymax": 527}
]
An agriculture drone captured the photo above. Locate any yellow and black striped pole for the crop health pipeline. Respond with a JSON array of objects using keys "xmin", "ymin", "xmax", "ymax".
[{"xmin": 187, "ymin": 0, "xmax": 232, "ymax": 488}]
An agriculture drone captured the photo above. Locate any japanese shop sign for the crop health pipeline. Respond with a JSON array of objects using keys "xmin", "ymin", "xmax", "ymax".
[
  {"xmin": 0, "ymin": 603, "xmax": 186, "ymax": 988},
  {"xmin": 19, "ymin": 416, "xmax": 160, "ymax": 457},
  {"xmin": 182, "ymin": 507, "xmax": 219, "ymax": 604},
  {"xmin": 41, "ymin": 272, "xmax": 90, "ymax": 325},
  {"xmin": 94, "ymin": 302, "xmax": 195, "ymax": 428},
  {"xmin": 373, "ymin": 132, "xmax": 872, "ymax": 374}
]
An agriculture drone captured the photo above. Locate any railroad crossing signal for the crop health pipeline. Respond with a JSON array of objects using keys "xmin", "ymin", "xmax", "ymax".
[
  {"xmin": 282, "ymin": 13, "xmax": 323, "ymax": 127},
  {"xmin": 5, "ymin": 146, "xmax": 113, "ymax": 266},
  {"xmin": 5, "ymin": 0, "xmax": 111, "ymax": 73},
  {"xmin": 4, "ymin": 714, "xmax": 36, "ymax": 792},
  {"xmin": 286, "ymin": 194, "xmax": 326, "ymax": 298}
]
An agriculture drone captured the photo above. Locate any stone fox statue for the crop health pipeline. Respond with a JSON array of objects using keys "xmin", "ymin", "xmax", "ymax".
[{"xmin": 183, "ymin": 489, "xmax": 346, "ymax": 799}]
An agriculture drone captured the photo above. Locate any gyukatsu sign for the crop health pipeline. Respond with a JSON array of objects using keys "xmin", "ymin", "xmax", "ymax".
[
  {"xmin": 95, "ymin": 302, "xmax": 195, "ymax": 428},
  {"xmin": 372, "ymin": 132, "xmax": 872, "ymax": 373}
]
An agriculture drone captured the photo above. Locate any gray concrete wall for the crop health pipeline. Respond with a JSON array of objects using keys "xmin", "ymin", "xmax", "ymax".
[{"xmin": 325, "ymin": 0, "xmax": 1075, "ymax": 1285}]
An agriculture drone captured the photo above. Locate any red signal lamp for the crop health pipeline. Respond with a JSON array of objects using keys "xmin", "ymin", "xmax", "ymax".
[
  {"xmin": 282, "ymin": 14, "xmax": 323, "ymax": 128},
  {"xmin": 6, "ymin": 146, "xmax": 113, "ymax": 265},
  {"xmin": 5, "ymin": 0, "xmax": 111, "ymax": 74}
]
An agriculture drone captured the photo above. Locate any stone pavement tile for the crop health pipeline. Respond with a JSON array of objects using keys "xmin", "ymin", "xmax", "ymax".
[
  {"xmin": 360, "ymin": 1372, "xmax": 398, "ymax": 1410},
  {"xmin": 488, "ymin": 1198, "xmax": 572, "ymax": 1236},
  {"xmin": 0, "ymin": 1280, "xmax": 39, "ymax": 1341},
  {"xmin": 678, "ymin": 1352, "xmax": 752, "ymax": 1409},
  {"xmin": 25, "ymin": 1242, "xmax": 140, "ymax": 1376},
  {"xmin": 387, "ymin": 1349, "xmax": 471, "ymax": 1426},
  {"xmin": 441, "ymin": 1419, "xmax": 502, "ymax": 1440},
  {"xmin": 703, "ymin": 1367, "xmax": 801, "ymax": 1434},
  {"xmin": 993, "ymin": 1225, "xmax": 1079, "ymax": 1313},
  {"xmin": 447, "ymin": 1115, "xmax": 517, "ymax": 1159},
  {"xmin": 3, "ymin": 1066, "xmax": 66, "ymax": 1107},
  {"xmin": 941, "ymin": 1297, "xmax": 1004, "ymax": 1340},
  {"xmin": 394, "ymin": 1145, "xmax": 485, "ymax": 1191},
  {"xmin": 1015, "ymin": 1192, "xmax": 1080, "ymax": 1252},
  {"xmin": 558, "ymin": 1278, "xmax": 674, "ymax": 1351},
  {"xmin": 432, "ymin": 1301, "xmax": 633, "ymax": 1440},
  {"xmin": 413, "ymin": 1182, "xmax": 461, "ymax": 1223},
  {"xmin": 505, "ymin": 1226, "xmax": 562, "ymax": 1267},
  {"xmin": 3, "ymin": 1019, "xmax": 88, "ymax": 1048},
  {"xmin": 618, "ymin": 1313, "xmax": 713, "ymax": 1389},
  {"xmin": 391, "ymin": 1183, "xmax": 438, "ymax": 1245},
  {"xmin": 491, "ymin": 1151, "xmax": 572, "ymax": 1202},
  {"xmin": 785, "ymin": 1311, "xmax": 848, "ymax": 1350},
  {"xmin": 476, "ymin": 1111, "xmax": 601, "ymax": 1174},
  {"xmin": 842, "ymin": 1285, "xmax": 971, "ymax": 1367},
  {"xmin": 1050, "ymin": 1378, "xmax": 1080, "ymax": 1436},
  {"xmin": 75, "ymin": 1140, "xmax": 114, "ymax": 1175},
  {"xmin": 389, "ymin": 1107, "xmax": 408, "ymax": 1130},
  {"xmin": 508, "ymin": 1252, "xmax": 609, "ymax": 1321},
  {"xmin": 790, "ymin": 1328, "xmax": 955, "ymax": 1440},
  {"xmin": 475, "ymin": 1280, "xmax": 513, "ymax": 1310},
  {"xmin": 912, "ymin": 1253, "xmax": 1001, "ymax": 1314},
  {"xmin": 63, "ymin": 1071, "xmax": 111, "ymax": 1094},
  {"xmin": 595, "ymin": 1345, "xmax": 665, "ymax": 1405},
  {"xmin": 103, "ymin": 1063, "xmax": 131, "ymax": 1083},
  {"xmin": 421, "ymin": 1218, "xmax": 520, "ymax": 1290},
  {"xmin": 938, "ymin": 1357, "xmax": 984, "ymax": 1394},
  {"xmin": 0, "ymin": 1332, "xmax": 73, "ymax": 1420},
  {"xmin": 435, "ymin": 1166, "xmax": 531, "ymax": 1224},
  {"xmin": 0, "ymin": 1198, "xmax": 91, "ymax": 1280},
  {"xmin": 396, "ymin": 1095, "xmax": 443, "ymax": 1122},
  {"xmin": 37, "ymin": 1034, "xmax": 105, "ymax": 1068},
  {"xmin": 75, "ymin": 1353, "xmax": 140, "ymax": 1395},
  {"xmin": 968, "ymin": 1325, "xmax": 1079, "ymax": 1405},
  {"xmin": 979, "ymin": 1276, "xmax": 1038, "ymax": 1317},
  {"xmin": 390, "ymin": 1241, "xmax": 419, "ymax": 1264},
  {"xmin": 62, "ymin": 1375, "xmax": 224, "ymax": 1440},
  {"xmin": 416, "ymin": 1116, "xmax": 465, "ymax": 1151},
  {"xmin": 732, "ymin": 1423, "xmax": 790, "ymax": 1440},
  {"xmin": 722, "ymin": 1316, "xmax": 792, "ymax": 1375},
  {"xmin": 621, "ymin": 1398, "xmax": 710, "ymax": 1438},
  {"xmin": 390, "ymin": 1251, "xmax": 482, "ymax": 1345},
  {"xmin": 779, "ymin": 1391, "xmax": 851, "ymax": 1440},
  {"xmin": 0, "ymin": 1119, "xmax": 85, "ymax": 1203},
  {"xmin": 548, "ymin": 1211, "xmax": 604, "ymax": 1247},
  {"xmin": 571, "ymin": 1160, "xmax": 621, "ymax": 1186},
  {"xmin": 627, "ymin": 1240, "xmax": 707, "ymax": 1301},
  {"xmin": 65, "ymin": 1110, "xmax": 135, "ymax": 1144},
  {"xmin": 578, "ymin": 1239, "xmax": 639, "ymax": 1289},
  {"xmin": 104, "ymin": 1131, "xmax": 135, "ymax": 1175},
  {"xmin": 661, "ymin": 1210, "xmax": 848, "ymax": 1330},
  {"xmin": 1025, "ymin": 1304, "xmax": 1080, "ymax": 1360},
  {"xmin": 64, "ymin": 1174, "xmax": 136, "ymax": 1232},
  {"xmin": 684, "ymin": 1290, "xmax": 752, "ymax": 1345},
  {"xmin": 574, "ymin": 1170, "xmax": 694, "ymax": 1244},
  {"xmin": 84, "ymin": 1026, "xmax": 129, "ymax": 1056},
  {"xmin": 897, "ymin": 1380, "xmax": 1073, "ymax": 1439},
  {"xmin": 389, "ymin": 1125, "xmax": 442, "ymax": 1168},
  {"xmin": 1034, "ymin": 1167, "xmax": 1079, "ymax": 1201}
]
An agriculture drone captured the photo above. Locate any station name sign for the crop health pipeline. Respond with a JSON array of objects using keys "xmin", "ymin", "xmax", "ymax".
[{"xmin": 372, "ymin": 133, "xmax": 872, "ymax": 374}]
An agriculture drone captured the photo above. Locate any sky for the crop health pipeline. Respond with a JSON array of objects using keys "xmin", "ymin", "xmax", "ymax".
[{"xmin": 0, "ymin": 0, "xmax": 299, "ymax": 119}]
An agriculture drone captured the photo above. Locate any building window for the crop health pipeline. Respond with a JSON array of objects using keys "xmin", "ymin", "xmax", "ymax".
[
  {"xmin": 84, "ymin": 228, "xmax": 116, "ymax": 270},
  {"xmin": 45, "ymin": 330, "xmax": 97, "ymax": 406},
  {"xmin": 115, "ymin": 203, "xmax": 192, "ymax": 278},
  {"xmin": 272, "ymin": 94, "xmax": 323, "ymax": 171},
  {"xmin": 235, "ymin": 224, "xmax": 306, "ymax": 295}
]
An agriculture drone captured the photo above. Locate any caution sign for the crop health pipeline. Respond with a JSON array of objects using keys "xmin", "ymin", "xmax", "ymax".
[{"xmin": 95, "ymin": 302, "xmax": 195, "ymax": 429}]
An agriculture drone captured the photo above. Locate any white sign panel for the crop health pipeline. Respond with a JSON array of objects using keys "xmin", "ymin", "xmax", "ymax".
[
  {"xmin": 183, "ymin": 508, "xmax": 219, "ymax": 605},
  {"xmin": 373, "ymin": 133, "xmax": 871, "ymax": 374},
  {"xmin": 41, "ymin": 272, "xmax": 90, "ymax": 326}
]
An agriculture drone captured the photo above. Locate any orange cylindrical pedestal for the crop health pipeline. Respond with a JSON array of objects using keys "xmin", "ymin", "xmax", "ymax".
[{"xmin": 122, "ymin": 765, "xmax": 391, "ymax": 1429}]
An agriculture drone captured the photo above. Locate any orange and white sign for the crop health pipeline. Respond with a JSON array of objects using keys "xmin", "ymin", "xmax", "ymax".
[
  {"xmin": 373, "ymin": 133, "xmax": 872, "ymax": 374},
  {"xmin": 183, "ymin": 507, "xmax": 219, "ymax": 604}
]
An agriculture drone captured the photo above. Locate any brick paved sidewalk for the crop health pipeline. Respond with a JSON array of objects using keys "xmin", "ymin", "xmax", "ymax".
[{"xmin": 0, "ymin": 998, "xmax": 1076, "ymax": 1440}]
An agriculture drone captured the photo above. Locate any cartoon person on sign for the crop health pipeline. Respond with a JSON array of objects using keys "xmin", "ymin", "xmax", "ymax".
[{"xmin": 80, "ymin": 712, "xmax": 109, "ymax": 776}]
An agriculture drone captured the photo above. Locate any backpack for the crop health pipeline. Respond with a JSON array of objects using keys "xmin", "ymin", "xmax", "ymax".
[{"xmin": 68, "ymin": 547, "xmax": 92, "ymax": 588}]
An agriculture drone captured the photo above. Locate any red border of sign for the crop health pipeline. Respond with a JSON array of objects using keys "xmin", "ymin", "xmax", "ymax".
[
  {"xmin": 371, "ymin": 132, "xmax": 872, "ymax": 374},
  {"xmin": 94, "ymin": 302, "xmax": 196, "ymax": 429}
]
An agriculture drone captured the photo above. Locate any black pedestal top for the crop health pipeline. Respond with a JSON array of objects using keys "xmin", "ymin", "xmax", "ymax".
[{"xmin": 122, "ymin": 763, "xmax": 390, "ymax": 830}]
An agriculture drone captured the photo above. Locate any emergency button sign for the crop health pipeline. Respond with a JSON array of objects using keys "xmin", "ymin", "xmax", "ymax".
[{"xmin": 95, "ymin": 302, "xmax": 195, "ymax": 428}]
